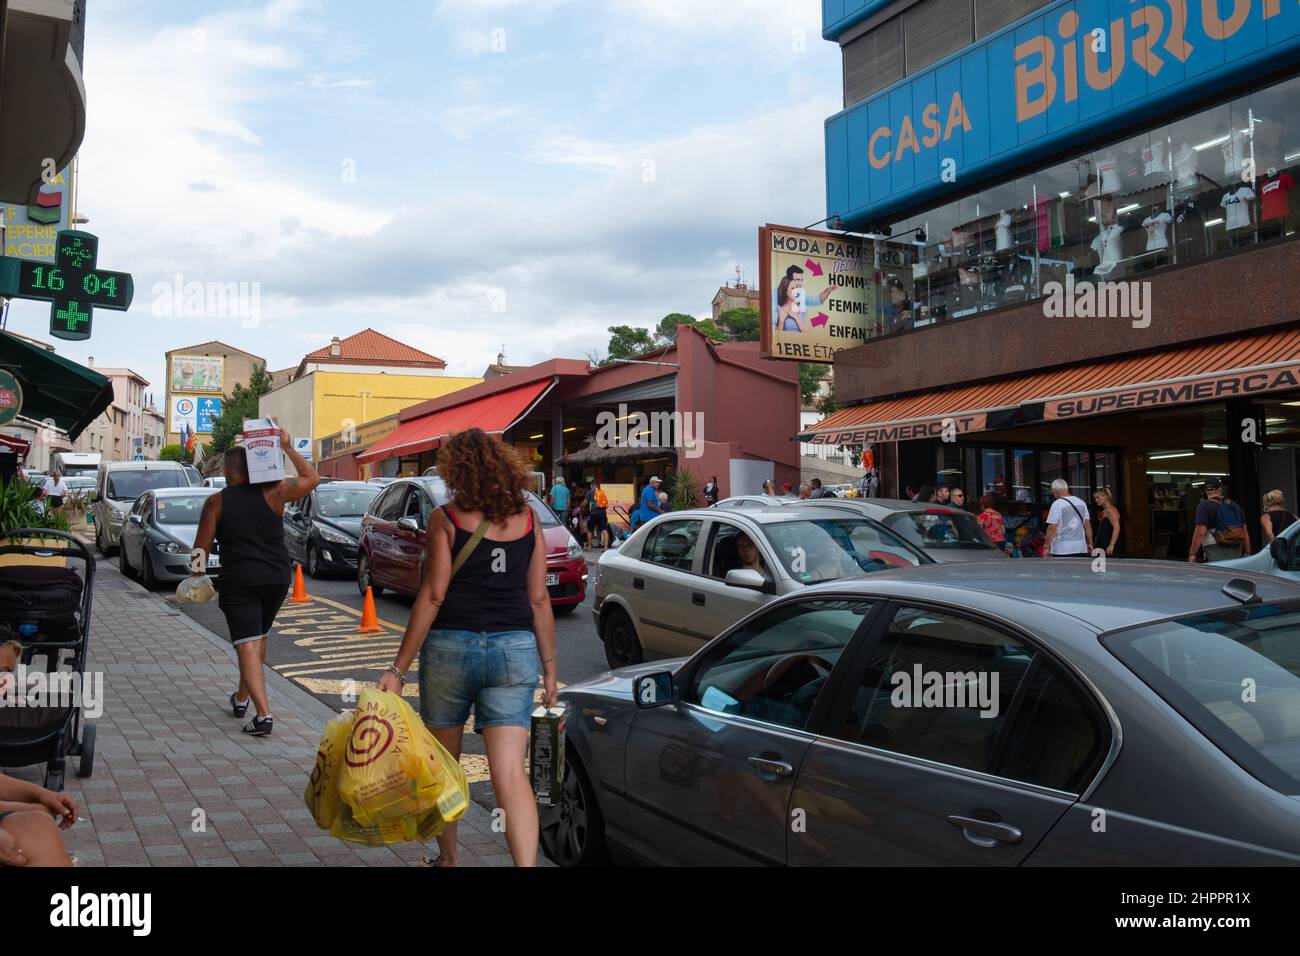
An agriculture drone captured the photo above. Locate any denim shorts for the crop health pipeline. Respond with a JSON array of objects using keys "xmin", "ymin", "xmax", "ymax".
[{"xmin": 418, "ymin": 629, "xmax": 540, "ymax": 731}]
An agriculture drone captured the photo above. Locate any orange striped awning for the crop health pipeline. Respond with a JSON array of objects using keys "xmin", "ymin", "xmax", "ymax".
[{"xmin": 799, "ymin": 327, "xmax": 1300, "ymax": 445}]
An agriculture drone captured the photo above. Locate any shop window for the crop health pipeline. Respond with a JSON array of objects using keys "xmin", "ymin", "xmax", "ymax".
[
  {"xmin": 1094, "ymin": 453, "xmax": 1116, "ymax": 499},
  {"xmin": 979, "ymin": 449, "xmax": 1006, "ymax": 499},
  {"xmin": 1009, "ymin": 449, "xmax": 1036, "ymax": 504},
  {"xmin": 1066, "ymin": 452, "xmax": 1090, "ymax": 498}
]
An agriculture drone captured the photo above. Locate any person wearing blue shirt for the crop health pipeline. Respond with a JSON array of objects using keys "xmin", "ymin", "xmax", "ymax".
[
  {"xmin": 637, "ymin": 476, "xmax": 665, "ymax": 526},
  {"xmin": 548, "ymin": 476, "xmax": 570, "ymax": 517}
]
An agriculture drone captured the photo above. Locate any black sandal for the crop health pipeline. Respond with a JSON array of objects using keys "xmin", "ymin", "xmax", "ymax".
[
  {"xmin": 230, "ymin": 692, "xmax": 249, "ymax": 718},
  {"xmin": 242, "ymin": 715, "xmax": 273, "ymax": 736}
]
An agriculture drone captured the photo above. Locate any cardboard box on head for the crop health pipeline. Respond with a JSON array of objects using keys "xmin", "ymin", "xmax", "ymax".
[{"xmin": 239, "ymin": 417, "xmax": 286, "ymax": 484}]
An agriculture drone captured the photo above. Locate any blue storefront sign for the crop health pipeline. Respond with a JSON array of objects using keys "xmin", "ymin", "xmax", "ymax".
[{"xmin": 825, "ymin": 0, "xmax": 1300, "ymax": 227}]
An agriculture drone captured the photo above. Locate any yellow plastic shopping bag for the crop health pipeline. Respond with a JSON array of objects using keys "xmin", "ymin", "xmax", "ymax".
[
  {"xmin": 336, "ymin": 688, "xmax": 470, "ymax": 832},
  {"xmin": 304, "ymin": 710, "xmax": 354, "ymax": 829}
]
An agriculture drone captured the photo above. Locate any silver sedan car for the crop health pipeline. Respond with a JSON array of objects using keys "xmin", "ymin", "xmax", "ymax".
[{"xmin": 592, "ymin": 505, "xmax": 930, "ymax": 668}]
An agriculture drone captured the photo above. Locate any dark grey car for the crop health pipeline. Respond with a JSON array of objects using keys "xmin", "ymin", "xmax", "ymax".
[{"xmin": 543, "ymin": 561, "xmax": 1300, "ymax": 866}]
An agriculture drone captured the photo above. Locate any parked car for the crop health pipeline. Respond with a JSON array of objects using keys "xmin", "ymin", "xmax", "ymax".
[
  {"xmin": 284, "ymin": 481, "xmax": 381, "ymax": 578},
  {"xmin": 200, "ymin": 476, "xmax": 227, "ymax": 489},
  {"xmin": 91, "ymin": 460, "xmax": 190, "ymax": 555},
  {"xmin": 182, "ymin": 464, "xmax": 202, "ymax": 486},
  {"xmin": 545, "ymin": 561, "xmax": 1300, "ymax": 866},
  {"xmin": 366, "ymin": 477, "xmax": 397, "ymax": 486},
  {"xmin": 1218, "ymin": 518, "xmax": 1300, "ymax": 580},
  {"xmin": 713, "ymin": 494, "xmax": 793, "ymax": 509},
  {"xmin": 355, "ymin": 476, "xmax": 587, "ymax": 612},
  {"xmin": 592, "ymin": 505, "xmax": 930, "ymax": 668},
  {"xmin": 118, "ymin": 487, "xmax": 221, "ymax": 588},
  {"xmin": 793, "ymin": 497, "xmax": 1007, "ymax": 563}
]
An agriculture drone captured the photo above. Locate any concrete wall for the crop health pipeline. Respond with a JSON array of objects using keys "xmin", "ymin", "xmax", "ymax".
[{"xmin": 258, "ymin": 375, "xmax": 314, "ymax": 450}]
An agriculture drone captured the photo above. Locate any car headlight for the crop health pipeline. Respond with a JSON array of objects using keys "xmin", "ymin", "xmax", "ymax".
[
  {"xmin": 317, "ymin": 524, "xmax": 354, "ymax": 545},
  {"xmin": 155, "ymin": 541, "xmax": 188, "ymax": 554},
  {"xmin": 567, "ymin": 536, "xmax": 583, "ymax": 559}
]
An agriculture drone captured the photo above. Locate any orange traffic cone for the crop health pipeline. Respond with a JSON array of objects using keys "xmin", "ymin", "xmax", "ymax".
[
  {"xmin": 288, "ymin": 564, "xmax": 311, "ymax": 603},
  {"xmin": 357, "ymin": 586, "xmax": 383, "ymax": 633}
]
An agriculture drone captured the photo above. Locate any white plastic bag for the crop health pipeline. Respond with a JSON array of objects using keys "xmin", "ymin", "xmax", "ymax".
[{"xmin": 176, "ymin": 574, "xmax": 216, "ymax": 604}]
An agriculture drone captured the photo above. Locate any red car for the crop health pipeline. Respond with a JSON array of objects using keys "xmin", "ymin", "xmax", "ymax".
[{"xmin": 355, "ymin": 477, "xmax": 587, "ymax": 613}]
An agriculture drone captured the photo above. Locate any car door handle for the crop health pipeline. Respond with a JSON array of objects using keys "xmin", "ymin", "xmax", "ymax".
[
  {"xmin": 691, "ymin": 592, "xmax": 705, "ymax": 606},
  {"xmin": 947, "ymin": 814, "xmax": 1022, "ymax": 847},
  {"xmin": 747, "ymin": 755, "xmax": 793, "ymax": 777},
  {"xmin": 633, "ymin": 577, "xmax": 645, "ymax": 590}
]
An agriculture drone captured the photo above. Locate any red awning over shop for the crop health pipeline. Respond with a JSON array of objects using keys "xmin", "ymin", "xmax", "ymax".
[
  {"xmin": 799, "ymin": 327, "xmax": 1300, "ymax": 445},
  {"xmin": 357, "ymin": 379, "xmax": 555, "ymax": 464}
]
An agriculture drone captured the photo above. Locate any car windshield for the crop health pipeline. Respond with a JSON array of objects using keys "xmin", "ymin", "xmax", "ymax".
[
  {"xmin": 154, "ymin": 495, "xmax": 210, "ymax": 525},
  {"xmin": 107, "ymin": 470, "xmax": 186, "ymax": 500},
  {"xmin": 1105, "ymin": 601, "xmax": 1300, "ymax": 794},
  {"xmin": 527, "ymin": 492, "xmax": 561, "ymax": 528},
  {"xmin": 883, "ymin": 509, "xmax": 997, "ymax": 550},
  {"xmin": 315, "ymin": 488, "xmax": 380, "ymax": 518},
  {"xmin": 761, "ymin": 518, "xmax": 926, "ymax": 583}
]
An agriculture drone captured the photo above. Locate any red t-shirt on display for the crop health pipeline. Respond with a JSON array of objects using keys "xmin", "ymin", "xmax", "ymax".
[{"xmin": 1261, "ymin": 173, "xmax": 1295, "ymax": 221}]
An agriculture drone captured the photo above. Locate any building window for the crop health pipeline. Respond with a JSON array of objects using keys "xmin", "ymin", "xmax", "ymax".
[{"xmin": 862, "ymin": 72, "xmax": 1300, "ymax": 342}]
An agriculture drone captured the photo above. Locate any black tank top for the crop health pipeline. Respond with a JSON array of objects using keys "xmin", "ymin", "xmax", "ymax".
[
  {"xmin": 434, "ymin": 505, "xmax": 536, "ymax": 633},
  {"xmin": 216, "ymin": 483, "xmax": 291, "ymax": 588},
  {"xmin": 1266, "ymin": 508, "xmax": 1297, "ymax": 537}
]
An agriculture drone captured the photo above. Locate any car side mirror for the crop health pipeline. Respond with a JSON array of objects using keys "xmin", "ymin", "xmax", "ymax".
[
  {"xmin": 1270, "ymin": 535, "xmax": 1292, "ymax": 569},
  {"xmin": 634, "ymin": 672, "xmax": 675, "ymax": 709},
  {"xmin": 128, "ymin": 515, "xmax": 141, "ymax": 525},
  {"xmin": 724, "ymin": 568, "xmax": 767, "ymax": 591},
  {"xmin": 397, "ymin": 516, "xmax": 420, "ymax": 533}
]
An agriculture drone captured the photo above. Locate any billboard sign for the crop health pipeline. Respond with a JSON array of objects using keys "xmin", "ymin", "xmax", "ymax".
[
  {"xmin": 196, "ymin": 396, "xmax": 223, "ymax": 433},
  {"xmin": 759, "ymin": 224, "xmax": 879, "ymax": 363},
  {"xmin": 170, "ymin": 395, "xmax": 197, "ymax": 433},
  {"xmin": 1, "ymin": 165, "xmax": 72, "ymax": 262},
  {"xmin": 825, "ymin": 0, "xmax": 1300, "ymax": 226},
  {"xmin": 170, "ymin": 354, "xmax": 224, "ymax": 394}
]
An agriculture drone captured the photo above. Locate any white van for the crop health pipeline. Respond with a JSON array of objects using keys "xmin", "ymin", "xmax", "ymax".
[
  {"xmin": 53, "ymin": 451, "xmax": 102, "ymax": 479},
  {"xmin": 92, "ymin": 460, "xmax": 189, "ymax": 555}
]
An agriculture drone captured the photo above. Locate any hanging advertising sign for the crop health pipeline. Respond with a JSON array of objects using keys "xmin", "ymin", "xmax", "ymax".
[{"xmin": 0, "ymin": 371, "xmax": 23, "ymax": 427}]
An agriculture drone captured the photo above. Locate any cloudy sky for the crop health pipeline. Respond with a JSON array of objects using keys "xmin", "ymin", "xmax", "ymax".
[{"xmin": 11, "ymin": 0, "xmax": 839, "ymax": 395}]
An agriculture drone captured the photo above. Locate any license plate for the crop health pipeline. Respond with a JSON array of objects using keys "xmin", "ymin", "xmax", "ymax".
[
  {"xmin": 207, "ymin": 556, "xmax": 220, "ymax": 568},
  {"xmin": 546, "ymin": 573, "xmax": 559, "ymax": 586}
]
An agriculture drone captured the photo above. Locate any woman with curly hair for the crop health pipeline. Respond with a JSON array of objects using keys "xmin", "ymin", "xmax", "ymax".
[{"xmin": 378, "ymin": 428, "xmax": 557, "ymax": 867}]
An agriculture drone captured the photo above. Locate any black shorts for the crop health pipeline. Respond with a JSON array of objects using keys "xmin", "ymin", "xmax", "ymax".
[
  {"xmin": 217, "ymin": 582, "xmax": 289, "ymax": 645},
  {"xmin": 588, "ymin": 511, "xmax": 608, "ymax": 533}
]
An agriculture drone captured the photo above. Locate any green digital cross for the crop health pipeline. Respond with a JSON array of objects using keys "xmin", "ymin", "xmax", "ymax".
[{"xmin": 0, "ymin": 229, "xmax": 135, "ymax": 342}]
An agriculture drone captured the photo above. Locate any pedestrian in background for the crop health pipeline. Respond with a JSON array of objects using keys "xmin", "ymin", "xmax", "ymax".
[
  {"xmin": 637, "ymin": 475, "xmax": 665, "ymax": 527},
  {"xmin": 761, "ymin": 478, "xmax": 778, "ymax": 496},
  {"xmin": 547, "ymin": 474, "xmax": 570, "ymax": 520},
  {"xmin": 191, "ymin": 429, "xmax": 319, "ymax": 736},
  {"xmin": 949, "ymin": 488, "xmax": 967, "ymax": 510},
  {"xmin": 798, "ymin": 482, "xmax": 812, "ymax": 499},
  {"xmin": 377, "ymin": 427, "xmax": 557, "ymax": 868},
  {"xmin": 586, "ymin": 480, "xmax": 611, "ymax": 549},
  {"xmin": 1261, "ymin": 489, "xmax": 1298, "ymax": 546},
  {"xmin": 1093, "ymin": 489, "xmax": 1123, "ymax": 557},
  {"xmin": 1044, "ymin": 478, "xmax": 1093, "ymax": 558},
  {"xmin": 978, "ymin": 495, "xmax": 1005, "ymax": 550},
  {"xmin": 1188, "ymin": 478, "xmax": 1249, "ymax": 562},
  {"xmin": 916, "ymin": 484, "xmax": 935, "ymax": 503},
  {"xmin": 703, "ymin": 475, "xmax": 720, "ymax": 507},
  {"xmin": 40, "ymin": 469, "xmax": 69, "ymax": 514}
]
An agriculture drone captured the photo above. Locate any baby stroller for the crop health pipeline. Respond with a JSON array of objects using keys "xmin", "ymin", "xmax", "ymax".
[{"xmin": 0, "ymin": 528, "xmax": 96, "ymax": 791}]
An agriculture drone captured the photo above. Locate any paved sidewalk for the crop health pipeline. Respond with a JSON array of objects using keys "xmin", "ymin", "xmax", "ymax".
[{"xmin": 1, "ymin": 558, "xmax": 540, "ymax": 867}]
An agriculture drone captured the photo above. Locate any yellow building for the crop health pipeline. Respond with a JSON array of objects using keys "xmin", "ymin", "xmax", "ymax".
[{"xmin": 258, "ymin": 329, "xmax": 480, "ymax": 457}]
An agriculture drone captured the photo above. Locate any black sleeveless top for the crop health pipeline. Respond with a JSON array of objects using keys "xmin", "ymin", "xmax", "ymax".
[
  {"xmin": 216, "ymin": 484, "xmax": 291, "ymax": 588},
  {"xmin": 433, "ymin": 505, "xmax": 536, "ymax": 633},
  {"xmin": 1266, "ymin": 508, "xmax": 1298, "ymax": 537}
]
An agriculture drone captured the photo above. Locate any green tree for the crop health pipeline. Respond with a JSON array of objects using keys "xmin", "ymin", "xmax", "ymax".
[
  {"xmin": 653, "ymin": 313, "xmax": 698, "ymax": 344},
  {"xmin": 603, "ymin": 325, "xmax": 656, "ymax": 364},
  {"xmin": 207, "ymin": 362, "xmax": 274, "ymax": 452},
  {"xmin": 800, "ymin": 363, "xmax": 830, "ymax": 406},
  {"xmin": 159, "ymin": 444, "xmax": 184, "ymax": 462},
  {"xmin": 716, "ymin": 307, "xmax": 760, "ymax": 342}
]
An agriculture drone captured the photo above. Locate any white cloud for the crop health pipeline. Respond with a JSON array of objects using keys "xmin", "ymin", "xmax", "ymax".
[
  {"xmin": 527, "ymin": 134, "xmax": 640, "ymax": 171},
  {"xmin": 440, "ymin": 103, "xmax": 529, "ymax": 140}
]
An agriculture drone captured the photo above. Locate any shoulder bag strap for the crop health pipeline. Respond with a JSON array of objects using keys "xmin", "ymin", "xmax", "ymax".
[
  {"xmin": 449, "ymin": 517, "xmax": 491, "ymax": 580},
  {"xmin": 1066, "ymin": 498, "xmax": 1089, "ymax": 531}
]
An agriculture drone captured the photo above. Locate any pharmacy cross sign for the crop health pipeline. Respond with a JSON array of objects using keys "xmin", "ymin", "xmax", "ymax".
[{"xmin": 0, "ymin": 230, "xmax": 135, "ymax": 341}]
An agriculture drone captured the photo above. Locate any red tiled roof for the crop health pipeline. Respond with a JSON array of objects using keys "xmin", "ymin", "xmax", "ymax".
[{"xmin": 302, "ymin": 329, "xmax": 446, "ymax": 368}]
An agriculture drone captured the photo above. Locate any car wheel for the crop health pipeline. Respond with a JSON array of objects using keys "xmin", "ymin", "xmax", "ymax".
[
  {"xmin": 140, "ymin": 550, "xmax": 157, "ymax": 590},
  {"xmin": 306, "ymin": 544, "xmax": 322, "ymax": 579},
  {"xmin": 357, "ymin": 552, "xmax": 383, "ymax": 597},
  {"xmin": 118, "ymin": 542, "xmax": 134, "ymax": 578},
  {"xmin": 602, "ymin": 607, "xmax": 643, "ymax": 668},
  {"xmin": 540, "ymin": 753, "xmax": 608, "ymax": 867}
]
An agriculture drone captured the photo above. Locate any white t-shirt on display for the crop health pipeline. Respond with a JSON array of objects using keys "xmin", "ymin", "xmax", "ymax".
[
  {"xmin": 1173, "ymin": 143, "xmax": 1198, "ymax": 187},
  {"xmin": 1221, "ymin": 130, "xmax": 1248, "ymax": 177},
  {"xmin": 1142, "ymin": 141, "xmax": 1167, "ymax": 175},
  {"xmin": 1047, "ymin": 495, "xmax": 1090, "ymax": 555},
  {"xmin": 1222, "ymin": 186, "xmax": 1256, "ymax": 230},
  {"xmin": 1142, "ymin": 211, "xmax": 1173, "ymax": 251},
  {"xmin": 1091, "ymin": 224, "xmax": 1124, "ymax": 271},
  {"xmin": 995, "ymin": 211, "xmax": 1012, "ymax": 251},
  {"xmin": 1097, "ymin": 154, "xmax": 1121, "ymax": 194}
]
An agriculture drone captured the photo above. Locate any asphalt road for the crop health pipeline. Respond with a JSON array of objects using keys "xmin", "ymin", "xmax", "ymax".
[{"xmin": 148, "ymin": 554, "xmax": 610, "ymax": 811}]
